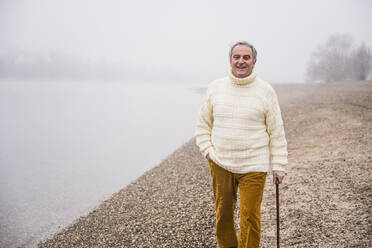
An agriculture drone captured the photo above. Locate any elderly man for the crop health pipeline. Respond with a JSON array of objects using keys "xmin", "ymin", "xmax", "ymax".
[{"xmin": 196, "ymin": 41, "xmax": 287, "ymax": 248}]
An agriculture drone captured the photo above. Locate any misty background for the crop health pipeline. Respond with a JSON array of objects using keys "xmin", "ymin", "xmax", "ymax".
[
  {"xmin": 0, "ymin": 0, "xmax": 371, "ymax": 247},
  {"xmin": 1, "ymin": 0, "xmax": 371, "ymax": 83}
]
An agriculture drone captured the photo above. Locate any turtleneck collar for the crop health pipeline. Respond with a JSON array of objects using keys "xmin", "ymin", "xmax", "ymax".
[{"xmin": 228, "ymin": 69, "xmax": 257, "ymax": 87}]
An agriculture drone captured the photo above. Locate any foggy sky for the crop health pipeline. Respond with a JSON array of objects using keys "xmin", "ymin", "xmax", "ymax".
[{"xmin": 0, "ymin": 0, "xmax": 371, "ymax": 83}]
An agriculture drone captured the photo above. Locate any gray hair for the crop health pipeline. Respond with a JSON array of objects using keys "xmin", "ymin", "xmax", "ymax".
[{"xmin": 229, "ymin": 41, "xmax": 257, "ymax": 62}]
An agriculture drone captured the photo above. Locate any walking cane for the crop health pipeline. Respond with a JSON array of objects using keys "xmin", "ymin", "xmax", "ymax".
[{"xmin": 275, "ymin": 177, "xmax": 280, "ymax": 248}]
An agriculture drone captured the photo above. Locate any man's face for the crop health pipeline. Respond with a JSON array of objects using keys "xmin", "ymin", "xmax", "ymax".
[{"xmin": 230, "ymin": 45, "xmax": 256, "ymax": 78}]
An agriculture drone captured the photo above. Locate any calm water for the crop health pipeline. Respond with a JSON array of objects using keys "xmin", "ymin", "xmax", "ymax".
[{"xmin": 0, "ymin": 80, "xmax": 203, "ymax": 247}]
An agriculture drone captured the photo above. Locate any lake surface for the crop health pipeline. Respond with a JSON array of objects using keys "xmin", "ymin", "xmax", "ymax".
[{"xmin": 0, "ymin": 80, "xmax": 203, "ymax": 247}]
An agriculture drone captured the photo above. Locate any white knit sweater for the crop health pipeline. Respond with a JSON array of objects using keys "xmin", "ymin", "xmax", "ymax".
[{"xmin": 195, "ymin": 70, "xmax": 288, "ymax": 173}]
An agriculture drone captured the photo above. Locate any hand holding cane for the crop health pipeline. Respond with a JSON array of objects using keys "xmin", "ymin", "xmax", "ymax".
[{"xmin": 275, "ymin": 177, "xmax": 280, "ymax": 248}]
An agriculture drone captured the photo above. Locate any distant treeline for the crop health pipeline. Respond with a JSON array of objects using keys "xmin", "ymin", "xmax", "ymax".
[
  {"xmin": 0, "ymin": 51, "xmax": 122, "ymax": 81},
  {"xmin": 0, "ymin": 50, "xmax": 199, "ymax": 82},
  {"xmin": 306, "ymin": 34, "xmax": 372, "ymax": 82}
]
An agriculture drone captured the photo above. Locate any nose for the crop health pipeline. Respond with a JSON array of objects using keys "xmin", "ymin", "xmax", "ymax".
[{"xmin": 238, "ymin": 57, "xmax": 245, "ymax": 64}]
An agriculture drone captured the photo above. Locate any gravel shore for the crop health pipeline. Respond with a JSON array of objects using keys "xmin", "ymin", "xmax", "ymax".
[{"xmin": 39, "ymin": 81, "xmax": 372, "ymax": 248}]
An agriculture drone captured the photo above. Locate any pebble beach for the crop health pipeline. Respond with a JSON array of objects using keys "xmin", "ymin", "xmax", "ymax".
[{"xmin": 39, "ymin": 81, "xmax": 372, "ymax": 248}]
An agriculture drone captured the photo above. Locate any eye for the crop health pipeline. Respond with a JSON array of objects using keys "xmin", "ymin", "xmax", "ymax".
[
  {"xmin": 233, "ymin": 55, "xmax": 240, "ymax": 59},
  {"xmin": 243, "ymin": 55, "xmax": 250, "ymax": 60}
]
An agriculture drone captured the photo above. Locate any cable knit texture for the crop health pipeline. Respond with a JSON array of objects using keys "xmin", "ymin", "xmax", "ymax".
[{"xmin": 195, "ymin": 70, "xmax": 288, "ymax": 173}]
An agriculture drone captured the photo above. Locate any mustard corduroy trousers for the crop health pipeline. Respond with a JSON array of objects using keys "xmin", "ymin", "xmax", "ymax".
[{"xmin": 209, "ymin": 160, "xmax": 267, "ymax": 248}]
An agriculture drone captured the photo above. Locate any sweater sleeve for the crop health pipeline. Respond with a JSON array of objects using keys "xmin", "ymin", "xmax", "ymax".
[
  {"xmin": 265, "ymin": 89, "xmax": 288, "ymax": 172},
  {"xmin": 195, "ymin": 87, "xmax": 214, "ymax": 158}
]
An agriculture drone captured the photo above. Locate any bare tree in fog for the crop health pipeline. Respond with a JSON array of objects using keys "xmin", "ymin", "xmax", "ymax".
[
  {"xmin": 306, "ymin": 34, "xmax": 372, "ymax": 82},
  {"xmin": 350, "ymin": 43, "xmax": 372, "ymax": 80}
]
